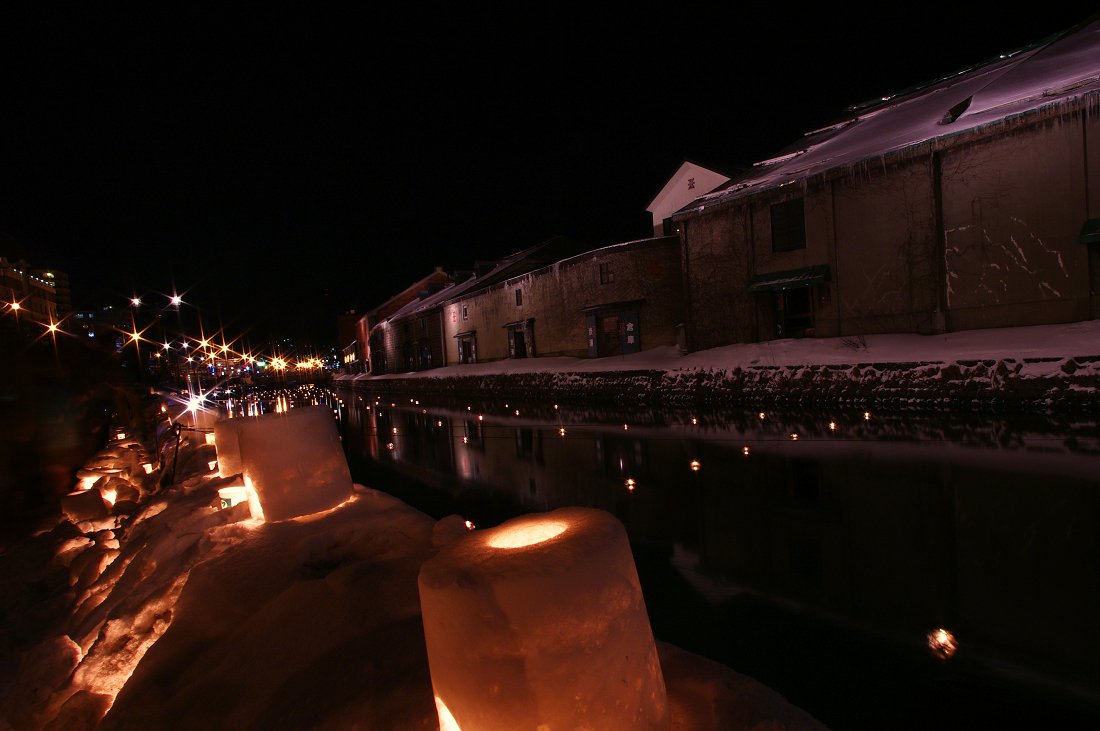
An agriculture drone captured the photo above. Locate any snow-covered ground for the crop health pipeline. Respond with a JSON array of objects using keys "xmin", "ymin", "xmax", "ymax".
[
  {"xmin": 0, "ymin": 401, "xmax": 830, "ymax": 731},
  {"xmin": 344, "ymin": 320, "xmax": 1100, "ymax": 379}
]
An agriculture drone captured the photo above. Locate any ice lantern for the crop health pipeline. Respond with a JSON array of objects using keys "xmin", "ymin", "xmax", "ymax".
[
  {"xmin": 417, "ymin": 507, "xmax": 669, "ymax": 731},
  {"xmin": 236, "ymin": 405, "xmax": 352, "ymax": 522}
]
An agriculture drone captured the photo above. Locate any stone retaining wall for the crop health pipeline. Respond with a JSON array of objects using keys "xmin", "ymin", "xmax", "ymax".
[{"xmin": 338, "ymin": 355, "xmax": 1100, "ymax": 413}]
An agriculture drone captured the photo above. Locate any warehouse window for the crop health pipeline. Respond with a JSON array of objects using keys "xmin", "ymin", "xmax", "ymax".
[{"xmin": 771, "ymin": 198, "xmax": 806, "ymax": 252}]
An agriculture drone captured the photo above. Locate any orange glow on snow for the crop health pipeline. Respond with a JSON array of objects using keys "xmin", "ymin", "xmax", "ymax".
[
  {"xmin": 487, "ymin": 520, "xmax": 568, "ymax": 549},
  {"xmin": 435, "ymin": 696, "xmax": 462, "ymax": 731}
]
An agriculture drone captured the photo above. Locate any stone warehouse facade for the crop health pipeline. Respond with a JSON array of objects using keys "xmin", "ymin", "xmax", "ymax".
[
  {"xmin": 368, "ymin": 236, "xmax": 684, "ymax": 373},
  {"xmin": 675, "ymin": 17, "xmax": 1100, "ymax": 351},
  {"xmin": 440, "ymin": 236, "xmax": 684, "ymax": 363},
  {"xmin": 359, "ymin": 17, "xmax": 1100, "ymax": 372}
]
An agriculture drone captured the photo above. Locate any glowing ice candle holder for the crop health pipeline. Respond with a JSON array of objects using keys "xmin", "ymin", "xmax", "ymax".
[
  {"xmin": 418, "ymin": 507, "xmax": 669, "ymax": 731},
  {"xmin": 213, "ymin": 418, "xmax": 244, "ymax": 477},
  {"xmin": 236, "ymin": 405, "xmax": 353, "ymax": 522}
]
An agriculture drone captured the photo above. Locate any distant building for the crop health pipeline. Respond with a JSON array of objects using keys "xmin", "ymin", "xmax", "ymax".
[
  {"xmin": 645, "ymin": 161, "xmax": 730, "ymax": 238},
  {"xmin": 357, "ymin": 267, "xmax": 453, "ymax": 375},
  {"xmin": 0, "ymin": 257, "xmax": 59, "ymax": 331},
  {"xmin": 675, "ymin": 14, "xmax": 1100, "ymax": 350}
]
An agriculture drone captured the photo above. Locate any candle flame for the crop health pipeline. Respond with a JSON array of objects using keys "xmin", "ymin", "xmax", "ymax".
[{"xmin": 487, "ymin": 520, "xmax": 568, "ymax": 549}]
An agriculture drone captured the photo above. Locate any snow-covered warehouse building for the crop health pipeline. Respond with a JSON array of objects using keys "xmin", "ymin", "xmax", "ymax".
[{"xmin": 675, "ymin": 13, "xmax": 1100, "ymax": 350}]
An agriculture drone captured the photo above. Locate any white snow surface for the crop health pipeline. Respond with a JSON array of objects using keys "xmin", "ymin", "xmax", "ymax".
[
  {"xmin": 2, "ymin": 428, "xmax": 829, "ymax": 730},
  {"xmin": 343, "ymin": 319, "xmax": 1100, "ymax": 380}
]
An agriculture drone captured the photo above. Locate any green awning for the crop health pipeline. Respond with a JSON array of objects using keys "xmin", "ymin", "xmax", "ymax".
[
  {"xmin": 1078, "ymin": 218, "xmax": 1100, "ymax": 244},
  {"xmin": 748, "ymin": 264, "xmax": 830, "ymax": 292}
]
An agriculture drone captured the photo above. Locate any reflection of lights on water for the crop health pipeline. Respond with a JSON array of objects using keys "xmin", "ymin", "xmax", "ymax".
[
  {"xmin": 467, "ymin": 406, "xmax": 472, "ymax": 411},
  {"xmin": 464, "ymin": 520, "xmax": 475, "ymax": 531},
  {"xmin": 514, "ymin": 409, "xmax": 520, "ymax": 416},
  {"xmin": 387, "ymin": 442, "xmax": 395, "ymax": 451},
  {"xmin": 626, "ymin": 478, "xmax": 636, "ymax": 491},
  {"xmin": 864, "ymin": 411, "xmax": 872, "ymax": 420},
  {"xmin": 487, "ymin": 520, "xmax": 568, "ymax": 548},
  {"xmin": 691, "ymin": 417, "xmax": 697, "ymax": 425},
  {"xmin": 462, "ymin": 436, "xmax": 469, "ymax": 444},
  {"xmin": 437, "ymin": 420, "xmax": 443, "ymax": 427},
  {"xmin": 689, "ymin": 460, "xmax": 701, "ymax": 472},
  {"xmin": 789, "ymin": 433, "xmax": 799, "ymax": 441},
  {"xmin": 392, "ymin": 427, "xmax": 398, "ymax": 435},
  {"xmin": 758, "ymin": 412, "xmax": 766, "ymax": 420},
  {"xmin": 927, "ymin": 628, "xmax": 958, "ymax": 661},
  {"xmin": 477, "ymin": 415, "xmax": 483, "ymax": 421},
  {"xmin": 558, "ymin": 427, "xmax": 566, "ymax": 437},
  {"xmin": 829, "ymin": 421, "xmax": 837, "ymax": 431},
  {"xmin": 742, "ymin": 446, "xmax": 750, "ymax": 456},
  {"xmin": 623, "ymin": 424, "xmax": 629, "ymax": 431}
]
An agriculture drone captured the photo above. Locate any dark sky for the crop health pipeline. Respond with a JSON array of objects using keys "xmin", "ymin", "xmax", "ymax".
[{"xmin": 2, "ymin": 7, "xmax": 1095, "ymax": 349}]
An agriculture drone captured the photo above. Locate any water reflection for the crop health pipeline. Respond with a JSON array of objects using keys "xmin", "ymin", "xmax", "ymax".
[{"xmin": 337, "ymin": 386, "xmax": 1100, "ymax": 728}]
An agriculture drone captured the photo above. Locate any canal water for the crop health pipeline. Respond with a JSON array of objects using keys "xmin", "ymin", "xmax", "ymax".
[{"xmin": 272, "ymin": 385, "xmax": 1100, "ymax": 729}]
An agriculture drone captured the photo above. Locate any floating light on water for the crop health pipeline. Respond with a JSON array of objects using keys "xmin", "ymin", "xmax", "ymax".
[
  {"xmin": 789, "ymin": 433, "xmax": 799, "ymax": 441},
  {"xmin": 514, "ymin": 409, "xmax": 520, "ymax": 416},
  {"xmin": 742, "ymin": 446, "xmax": 750, "ymax": 456},
  {"xmin": 462, "ymin": 437, "xmax": 469, "ymax": 444},
  {"xmin": 691, "ymin": 417, "xmax": 697, "ymax": 425},
  {"xmin": 625, "ymin": 478, "xmax": 636, "ymax": 491},
  {"xmin": 553, "ymin": 404, "xmax": 558, "ymax": 410},
  {"xmin": 623, "ymin": 424, "xmax": 629, "ymax": 431},
  {"xmin": 392, "ymin": 427, "xmax": 398, "ymax": 435},
  {"xmin": 387, "ymin": 442, "xmax": 395, "ymax": 450},
  {"xmin": 758, "ymin": 412, "xmax": 766, "ymax": 420},
  {"xmin": 559, "ymin": 427, "xmax": 566, "ymax": 437},
  {"xmin": 689, "ymin": 460, "xmax": 701, "ymax": 472},
  {"xmin": 927, "ymin": 628, "xmax": 958, "ymax": 661},
  {"xmin": 477, "ymin": 415, "xmax": 483, "ymax": 421},
  {"xmin": 437, "ymin": 420, "xmax": 443, "ymax": 427},
  {"xmin": 829, "ymin": 421, "xmax": 837, "ymax": 431},
  {"xmin": 864, "ymin": 411, "xmax": 871, "ymax": 420}
]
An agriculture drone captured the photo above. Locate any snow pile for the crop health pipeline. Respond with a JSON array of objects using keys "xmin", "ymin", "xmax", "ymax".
[{"xmin": 1, "ymin": 400, "xmax": 830, "ymax": 731}]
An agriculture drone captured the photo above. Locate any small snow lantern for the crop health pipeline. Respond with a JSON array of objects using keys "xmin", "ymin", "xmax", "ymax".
[{"xmin": 418, "ymin": 507, "xmax": 669, "ymax": 731}]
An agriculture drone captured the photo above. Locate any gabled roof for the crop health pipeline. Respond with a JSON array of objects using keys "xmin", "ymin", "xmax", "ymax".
[
  {"xmin": 646, "ymin": 161, "xmax": 730, "ymax": 226},
  {"xmin": 378, "ymin": 236, "xmax": 588, "ymax": 326},
  {"xmin": 679, "ymin": 14, "xmax": 1100, "ymax": 216}
]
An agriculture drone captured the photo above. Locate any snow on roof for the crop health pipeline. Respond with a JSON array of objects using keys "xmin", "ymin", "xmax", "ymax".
[{"xmin": 684, "ymin": 15, "xmax": 1100, "ymax": 212}]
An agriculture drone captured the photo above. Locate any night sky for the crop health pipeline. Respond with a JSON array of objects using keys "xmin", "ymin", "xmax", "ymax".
[{"xmin": 2, "ymin": 7, "xmax": 1094, "ymax": 349}]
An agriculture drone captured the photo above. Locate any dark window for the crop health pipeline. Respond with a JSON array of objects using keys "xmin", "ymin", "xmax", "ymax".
[
  {"xmin": 461, "ymin": 303, "xmax": 468, "ymax": 320},
  {"xmin": 515, "ymin": 288, "xmax": 523, "ymax": 306},
  {"xmin": 599, "ymin": 262, "xmax": 614, "ymax": 284},
  {"xmin": 771, "ymin": 198, "xmax": 806, "ymax": 252}
]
